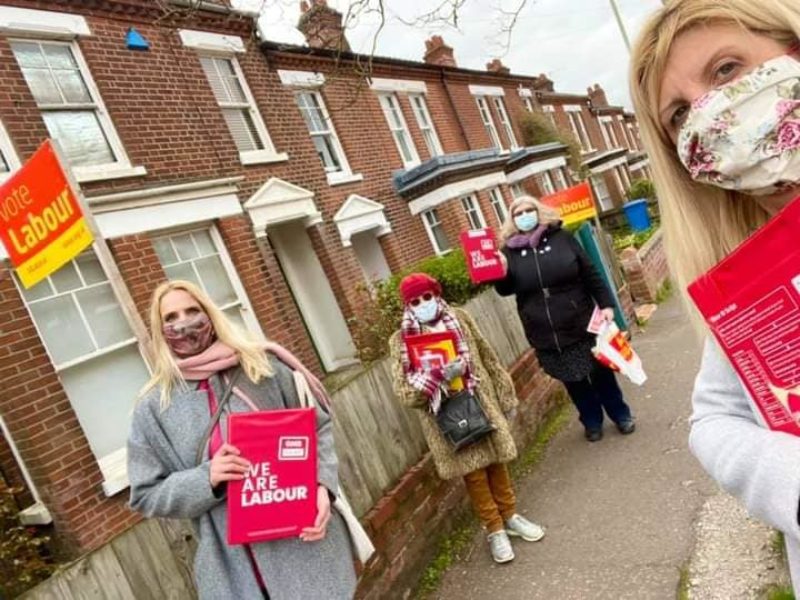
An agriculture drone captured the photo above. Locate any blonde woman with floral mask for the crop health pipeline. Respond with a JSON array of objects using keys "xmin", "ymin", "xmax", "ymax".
[
  {"xmin": 630, "ymin": 0, "xmax": 800, "ymax": 591},
  {"xmin": 127, "ymin": 280, "xmax": 357, "ymax": 600},
  {"xmin": 495, "ymin": 196, "xmax": 635, "ymax": 442}
]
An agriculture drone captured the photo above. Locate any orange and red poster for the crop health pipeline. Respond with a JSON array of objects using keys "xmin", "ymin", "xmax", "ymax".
[
  {"xmin": 540, "ymin": 182, "xmax": 597, "ymax": 226},
  {"xmin": 404, "ymin": 331, "xmax": 465, "ymax": 391},
  {"xmin": 0, "ymin": 140, "xmax": 93, "ymax": 288}
]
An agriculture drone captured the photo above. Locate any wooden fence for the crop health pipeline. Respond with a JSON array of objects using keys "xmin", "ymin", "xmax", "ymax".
[{"xmin": 22, "ymin": 291, "xmax": 530, "ymax": 599}]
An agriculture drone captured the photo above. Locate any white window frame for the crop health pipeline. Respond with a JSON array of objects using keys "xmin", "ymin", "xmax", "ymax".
[
  {"xmin": 627, "ymin": 123, "xmax": 640, "ymax": 151},
  {"xmin": 542, "ymin": 105, "xmax": 557, "ymax": 128},
  {"xmin": 153, "ymin": 226, "xmax": 264, "ymax": 338},
  {"xmin": 600, "ymin": 116, "xmax": 620, "ymax": 150},
  {"xmin": 10, "ymin": 38, "xmax": 145, "ymax": 183},
  {"xmin": 539, "ymin": 171, "xmax": 556, "ymax": 196},
  {"xmin": 522, "ymin": 96, "xmax": 534, "ymax": 112},
  {"xmin": 379, "ymin": 93, "xmax": 420, "ymax": 168},
  {"xmin": 295, "ymin": 90, "xmax": 360, "ymax": 186},
  {"xmin": 198, "ymin": 54, "xmax": 287, "ymax": 166},
  {"xmin": 493, "ymin": 97, "xmax": 519, "ymax": 150},
  {"xmin": 0, "ymin": 119, "xmax": 21, "ymax": 182},
  {"xmin": 13, "ymin": 250, "xmax": 150, "ymax": 495},
  {"xmin": 422, "ymin": 209, "xmax": 451, "ymax": 255},
  {"xmin": 476, "ymin": 96, "xmax": 503, "ymax": 150},
  {"xmin": 554, "ymin": 167, "xmax": 569, "ymax": 190},
  {"xmin": 510, "ymin": 182, "xmax": 525, "ymax": 198},
  {"xmin": 565, "ymin": 105, "xmax": 593, "ymax": 153},
  {"xmin": 591, "ymin": 174, "xmax": 614, "ymax": 212},
  {"xmin": 460, "ymin": 194, "xmax": 487, "ymax": 230},
  {"xmin": 617, "ymin": 115, "xmax": 633, "ymax": 150},
  {"xmin": 409, "ymin": 94, "xmax": 443, "ymax": 157},
  {"xmin": 488, "ymin": 187, "xmax": 508, "ymax": 223}
]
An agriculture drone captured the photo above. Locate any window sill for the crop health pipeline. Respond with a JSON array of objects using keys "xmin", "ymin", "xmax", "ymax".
[
  {"xmin": 18, "ymin": 501, "xmax": 53, "ymax": 526},
  {"xmin": 435, "ymin": 248, "xmax": 453, "ymax": 257},
  {"xmin": 327, "ymin": 172, "xmax": 364, "ymax": 187},
  {"xmin": 102, "ymin": 475, "xmax": 130, "ymax": 497},
  {"xmin": 75, "ymin": 164, "xmax": 147, "ymax": 184},
  {"xmin": 240, "ymin": 150, "xmax": 289, "ymax": 166}
]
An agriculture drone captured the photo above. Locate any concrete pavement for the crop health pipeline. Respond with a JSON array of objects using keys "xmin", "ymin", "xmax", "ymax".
[{"xmin": 436, "ymin": 295, "xmax": 718, "ymax": 600}]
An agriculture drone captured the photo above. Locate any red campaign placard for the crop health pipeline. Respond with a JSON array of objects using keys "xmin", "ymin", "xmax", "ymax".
[
  {"xmin": 688, "ymin": 197, "xmax": 800, "ymax": 436},
  {"xmin": 227, "ymin": 409, "xmax": 318, "ymax": 545},
  {"xmin": 459, "ymin": 228, "xmax": 505, "ymax": 284}
]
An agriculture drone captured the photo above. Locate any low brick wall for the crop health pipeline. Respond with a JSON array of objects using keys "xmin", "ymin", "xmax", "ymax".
[
  {"xmin": 619, "ymin": 230, "xmax": 669, "ymax": 304},
  {"xmin": 355, "ymin": 349, "xmax": 562, "ymax": 600}
]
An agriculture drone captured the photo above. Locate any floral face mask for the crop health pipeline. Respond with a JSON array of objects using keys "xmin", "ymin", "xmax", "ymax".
[
  {"xmin": 162, "ymin": 312, "xmax": 215, "ymax": 357},
  {"xmin": 677, "ymin": 54, "xmax": 800, "ymax": 196}
]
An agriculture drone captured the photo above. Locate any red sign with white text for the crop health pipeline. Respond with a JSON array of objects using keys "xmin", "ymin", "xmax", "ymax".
[
  {"xmin": 688, "ymin": 197, "xmax": 800, "ymax": 436},
  {"xmin": 540, "ymin": 182, "xmax": 597, "ymax": 225},
  {"xmin": 227, "ymin": 409, "xmax": 318, "ymax": 545},
  {"xmin": 460, "ymin": 228, "xmax": 505, "ymax": 284},
  {"xmin": 0, "ymin": 140, "xmax": 93, "ymax": 288}
]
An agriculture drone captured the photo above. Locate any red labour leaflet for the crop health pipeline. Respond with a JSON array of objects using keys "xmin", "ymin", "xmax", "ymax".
[
  {"xmin": 227, "ymin": 409, "xmax": 318, "ymax": 545},
  {"xmin": 688, "ymin": 197, "xmax": 800, "ymax": 435},
  {"xmin": 460, "ymin": 228, "xmax": 505, "ymax": 284}
]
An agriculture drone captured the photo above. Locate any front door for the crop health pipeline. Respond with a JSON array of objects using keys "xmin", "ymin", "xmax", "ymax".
[{"xmin": 268, "ymin": 221, "xmax": 357, "ymax": 371}]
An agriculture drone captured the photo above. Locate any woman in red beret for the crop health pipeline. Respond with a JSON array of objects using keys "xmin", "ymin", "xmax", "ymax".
[{"xmin": 389, "ymin": 273, "xmax": 545, "ymax": 564}]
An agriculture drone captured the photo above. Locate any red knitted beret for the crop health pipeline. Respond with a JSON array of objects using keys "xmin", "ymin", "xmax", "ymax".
[{"xmin": 399, "ymin": 273, "xmax": 442, "ymax": 304}]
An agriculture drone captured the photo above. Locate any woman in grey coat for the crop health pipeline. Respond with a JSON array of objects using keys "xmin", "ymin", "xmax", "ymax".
[
  {"xmin": 629, "ymin": 0, "xmax": 800, "ymax": 592},
  {"xmin": 128, "ymin": 279, "xmax": 357, "ymax": 600}
]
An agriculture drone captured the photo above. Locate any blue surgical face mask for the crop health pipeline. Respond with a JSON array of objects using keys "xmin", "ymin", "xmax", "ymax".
[
  {"xmin": 514, "ymin": 211, "xmax": 539, "ymax": 232},
  {"xmin": 412, "ymin": 299, "xmax": 439, "ymax": 323}
]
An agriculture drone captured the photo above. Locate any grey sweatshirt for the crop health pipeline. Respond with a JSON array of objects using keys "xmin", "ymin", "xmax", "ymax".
[{"xmin": 690, "ymin": 339, "xmax": 800, "ymax": 593}]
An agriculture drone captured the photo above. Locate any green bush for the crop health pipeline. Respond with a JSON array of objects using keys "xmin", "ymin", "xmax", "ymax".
[
  {"xmin": 348, "ymin": 250, "xmax": 488, "ymax": 363},
  {"xmin": 612, "ymin": 225, "xmax": 658, "ymax": 252},
  {"xmin": 625, "ymin": 178, "xmax": 656, "ymax": 202},
  {"xmin": 0, "ymin": 486, "xmax": 57, "ymax": 598}
]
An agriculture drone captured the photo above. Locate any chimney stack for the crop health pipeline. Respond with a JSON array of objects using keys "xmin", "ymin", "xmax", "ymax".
[
  {"xmin": 587, "ymin": 83, "xmax": 609, "ymax": 107},
  {"xmin": 486, "ymin": 58, "xmax": 509, "ymax": 75},
  {"xmin": 298, "ymin": 0, "xmax": 350, "ymax": 53},
  {"xmin": 535, "ymin": 73, "xmax": 554, "ymax": 92},
  {"xmin": 424, "ymin": 35, "xmax": 457, "ymax": 67}
]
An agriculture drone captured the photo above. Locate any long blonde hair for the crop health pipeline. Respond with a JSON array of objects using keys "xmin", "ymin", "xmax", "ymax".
[
  {"xmin": 629, "ymin": 0, "xmax": 800, "ymax": 302},
  {"xmin": 140, "ymin": 280, "xmax": 273, "ymax": 409},
  {"xmin": 500, "ymin": 195, "xmax": 561, "ymax": 246}
]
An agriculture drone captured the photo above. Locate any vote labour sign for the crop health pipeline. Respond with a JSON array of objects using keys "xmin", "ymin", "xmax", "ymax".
[
  {"xmin": 540, "ymin": 182, "xmax": 597, "ymax": 226},
  {"xmin": 0, "ymin": 140, "xmax": 93, "ymax": 288},
  {"xmin": 227, "ymin": 408, "xmax": 318, "ymax": 545}
]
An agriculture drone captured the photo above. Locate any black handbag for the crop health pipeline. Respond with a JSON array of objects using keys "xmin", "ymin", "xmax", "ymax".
[{"xmin": 436, "ymin": 389, "xmax": 495, "ymax": 451}]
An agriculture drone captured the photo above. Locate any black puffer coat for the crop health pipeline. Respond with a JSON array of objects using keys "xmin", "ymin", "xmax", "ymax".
[{"xmin": 495, "ymin": 225, "xmax": 614, "ymax": 352}]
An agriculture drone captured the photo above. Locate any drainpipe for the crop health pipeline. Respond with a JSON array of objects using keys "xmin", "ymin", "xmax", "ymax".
[
  {"xmin": 440, "ymin": 68, "xmax": 470, "ymax": 150},
  {"xmin": 0, "ymin": 416, "xmax": 52, "ymax": 525}
]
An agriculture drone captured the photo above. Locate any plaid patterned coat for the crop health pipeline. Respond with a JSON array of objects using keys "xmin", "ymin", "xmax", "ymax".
[{"xmin": 390, "ymin": 308, "xmax": 518, "ymax": 480}]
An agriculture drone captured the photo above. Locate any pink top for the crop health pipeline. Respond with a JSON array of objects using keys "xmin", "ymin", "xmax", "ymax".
[{"xmin": 199, "ymin": 378, "xmax": 266, "ymax": 591}]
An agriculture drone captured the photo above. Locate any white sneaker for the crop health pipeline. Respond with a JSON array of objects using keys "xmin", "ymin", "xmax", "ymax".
[
  {"xmin": 505, "ymin": 514, "xmax": 545, "ymax": 542},
  {"xmin": 487, "ymin": 530, "xmax": 515, "ymax": 563}
]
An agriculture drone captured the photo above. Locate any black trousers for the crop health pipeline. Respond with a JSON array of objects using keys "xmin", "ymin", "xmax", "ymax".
[{"xmin": 562, "ymin": 363, "xmax": 632, "ymax": 431}]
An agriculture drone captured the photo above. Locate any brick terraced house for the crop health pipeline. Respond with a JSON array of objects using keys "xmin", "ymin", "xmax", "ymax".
[{"xmin": 0, "ymin": 0, "xmax": 649, "ymax": 562}]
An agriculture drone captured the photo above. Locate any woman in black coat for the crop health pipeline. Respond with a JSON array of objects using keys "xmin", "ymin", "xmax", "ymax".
[{"xmin": 494, "ymin": 196, "xmax": 635, "ymax": 442}]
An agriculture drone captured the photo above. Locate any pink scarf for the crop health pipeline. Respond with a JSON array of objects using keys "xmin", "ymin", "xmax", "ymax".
[{"xmin": 175, "ymin": 340, "xmax": 332, "ymax": 409}]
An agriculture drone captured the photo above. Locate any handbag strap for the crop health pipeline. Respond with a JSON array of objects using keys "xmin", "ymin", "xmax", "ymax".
[
  {"xmin": 195, "ymin": 368, "xmax": 242, "ymax": 466},
  {"xmin": 292, "ymin": 369, "xmax": 317, "ymax": 410}
]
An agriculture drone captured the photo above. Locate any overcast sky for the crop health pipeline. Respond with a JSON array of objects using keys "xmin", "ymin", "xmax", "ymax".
[{"xmin": 233, "ymin": 0, "xmax": 664, "ymax": 110}]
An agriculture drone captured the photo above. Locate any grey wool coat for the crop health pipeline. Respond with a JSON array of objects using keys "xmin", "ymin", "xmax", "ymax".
[
  {"xmin": 691, "ymin": 339, "xmax": 800, "ymax": 595},
  {"xmin": 390, "ymin": 308, "xmax": 518, "ymax": 480},
  {"xmin": 127, "ymin": 356, "xmax": 357, "ymax": 600}
]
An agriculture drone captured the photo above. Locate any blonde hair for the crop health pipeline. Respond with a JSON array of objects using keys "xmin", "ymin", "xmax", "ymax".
[
  {"xmin": 629, "ymin": 0, "xmax": 800, "ymax": 305},
  {"xmin": 140, "ymin": 280, "xmax": 273, "ymax": 410},
  {"xmin": 500, "ymin": 195, "xmax": 561, "ymax": 245}
]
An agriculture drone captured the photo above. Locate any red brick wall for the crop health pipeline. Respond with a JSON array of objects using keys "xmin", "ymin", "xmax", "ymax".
[
  {"xmin": 619, "ymin": 231, "xmax": 668, "ymax": 303},
  {"xmin": 108, "ymin": 235, "xmax": 167, "ymax": 324}
]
